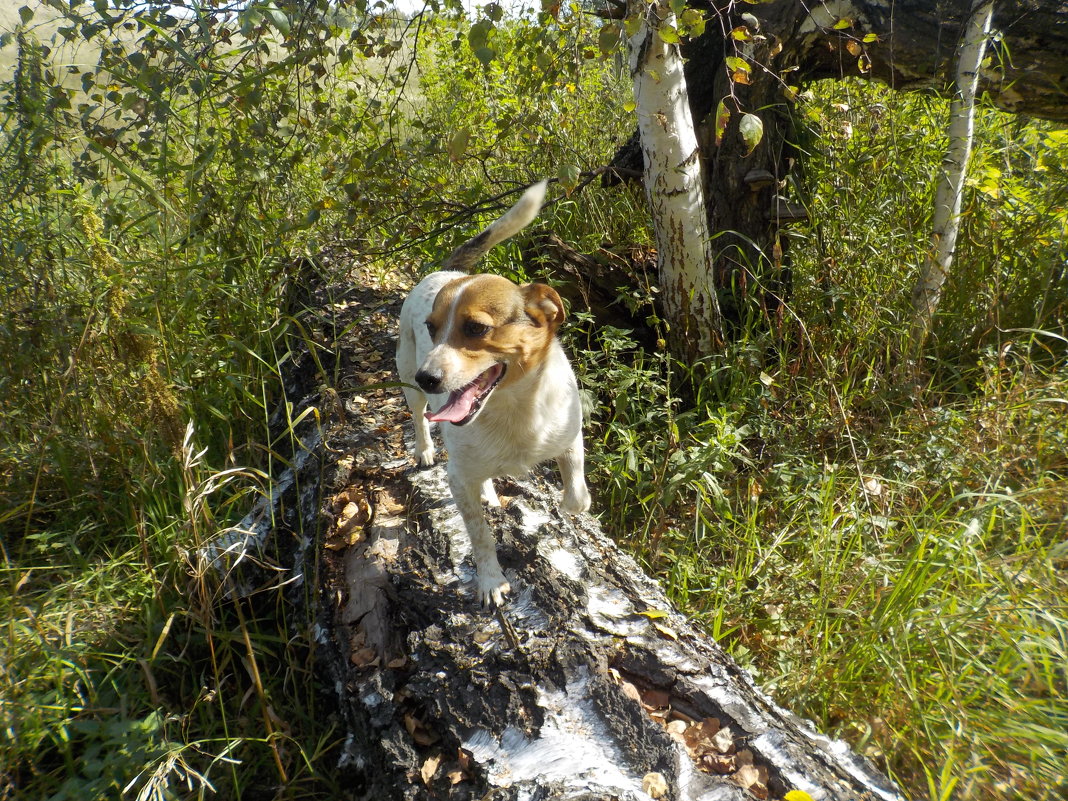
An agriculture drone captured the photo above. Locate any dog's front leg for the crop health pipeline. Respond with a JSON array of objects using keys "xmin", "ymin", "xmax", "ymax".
[
  {"xmin": 401, "ymin": 385, "xmax": 435, "ymax": 467},
  {"xmin": 558, "ymin": 433, "xmax": 591, "ymax": 515},
  {"xmin": 448, "ymin": 467, "xmax": 511, "ymax": 606}
]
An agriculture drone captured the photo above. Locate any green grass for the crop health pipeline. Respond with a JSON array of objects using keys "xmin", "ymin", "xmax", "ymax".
[{"xmin": 2, "ymin": 4, "xmax": 1066, "ymax": 800}]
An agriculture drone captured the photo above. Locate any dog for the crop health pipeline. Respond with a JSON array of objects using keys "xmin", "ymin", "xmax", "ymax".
[{"xmin": 396, "ymin": 180, "xmax": 590, "ymax": 606}]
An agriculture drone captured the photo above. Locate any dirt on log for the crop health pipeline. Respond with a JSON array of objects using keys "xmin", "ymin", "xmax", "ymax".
[{"xmin": 200, "ymin": 255, "xmax": 905, "ymax": 801}]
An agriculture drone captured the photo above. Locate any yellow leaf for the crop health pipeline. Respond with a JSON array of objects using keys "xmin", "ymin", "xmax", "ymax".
[
  {"xmin": 638, "ymin": 609, "xmax": 669, "ymax": 619},
  {"xmin": 420, "ymin": 754, "xmax": 441, "ymax": 785},
  {"xmin": 784, "ymin": 791, "xmax": 816, "ymax": 801},
  {"xmin": 653, "ymin": 622, "xmax": 678, "ymax": 640}
]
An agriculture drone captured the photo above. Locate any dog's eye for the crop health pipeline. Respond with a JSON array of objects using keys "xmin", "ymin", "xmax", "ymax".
[
  {"xmin": 463, "ymin": 320, "xmax": 490, "ymax": 338},
  {"xmin": 425, "ymin": 320, "xmax": 437, "ymax": 338}
]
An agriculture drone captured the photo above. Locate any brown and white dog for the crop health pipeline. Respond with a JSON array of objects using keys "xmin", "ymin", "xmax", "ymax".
[{"xmin": 396, "ymin": 181, "xmax": 590, "ymax": 606}]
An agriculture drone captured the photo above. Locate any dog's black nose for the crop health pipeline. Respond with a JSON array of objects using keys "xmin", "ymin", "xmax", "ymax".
[{"xmin": 415, "ymin": 369, "xmax": 443, "ymax": 393}]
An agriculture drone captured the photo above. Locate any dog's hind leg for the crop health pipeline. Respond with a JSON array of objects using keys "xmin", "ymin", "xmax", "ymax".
[
  {"xmin": 448, "ymin": 468, "xmax": 510, "ymax": 606},
  {"xmin": 558, "ymin": 433, "xmax": 591, "ymax": 515}
]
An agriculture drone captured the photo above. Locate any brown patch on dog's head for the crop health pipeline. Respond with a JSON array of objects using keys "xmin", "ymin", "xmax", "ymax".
[{"xmin": 423, "ymin": 274, "xmax": 565, "ymax": 392}]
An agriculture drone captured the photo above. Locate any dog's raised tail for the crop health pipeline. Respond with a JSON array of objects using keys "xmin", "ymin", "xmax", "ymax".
[{"xmin": 444, "ymin": 180, "xmax": 548, "ymax": 272}]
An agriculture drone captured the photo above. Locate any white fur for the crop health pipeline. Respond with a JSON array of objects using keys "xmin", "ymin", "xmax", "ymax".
[{"xmin": 395, "ymin": 184, "xmax": 590, "ymax": 606}]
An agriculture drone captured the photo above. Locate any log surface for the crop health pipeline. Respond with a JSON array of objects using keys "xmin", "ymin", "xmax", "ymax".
[{"xmin": 204, "ymin": 261, "xmax": 906, "ymax": 801}]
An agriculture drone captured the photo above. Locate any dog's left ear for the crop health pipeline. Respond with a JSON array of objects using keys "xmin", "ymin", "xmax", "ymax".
[{"xmin": 523, "ymin": 283, "xmax": 565, "ymax": 330}]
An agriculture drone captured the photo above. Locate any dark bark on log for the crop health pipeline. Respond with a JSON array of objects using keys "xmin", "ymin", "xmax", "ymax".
[{"xmin": 202, "ymin": 262, "xmax": 906, "ymax": 800}]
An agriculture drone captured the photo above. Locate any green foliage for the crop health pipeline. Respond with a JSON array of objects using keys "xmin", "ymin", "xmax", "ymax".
[{"xmin": 1, "ymin": 3, "xmax": 1064, "ymax": 800}]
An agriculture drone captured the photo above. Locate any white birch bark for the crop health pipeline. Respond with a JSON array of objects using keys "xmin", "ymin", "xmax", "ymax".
[
  {"xmin": 627, "ymin": 0, "xmax": 722, "ymax": 357},
  {"xmin": 908, "ymin": 0, "xmax": 995, "ymax": 359}
]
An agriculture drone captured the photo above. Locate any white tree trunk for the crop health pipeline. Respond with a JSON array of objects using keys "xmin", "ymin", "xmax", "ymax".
[
  {"xmin": 908, "ymin": 0, "xmax": 995, "ymax": 359},
  {"xmin": 628, "ymin": 0, "xmax": 722, "ymax": 357}
]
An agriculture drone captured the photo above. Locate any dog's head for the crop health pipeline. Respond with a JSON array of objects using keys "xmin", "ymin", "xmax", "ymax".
[{"xmin": 415, "ymin": 274, "xmax": 565, "ymax": 425}]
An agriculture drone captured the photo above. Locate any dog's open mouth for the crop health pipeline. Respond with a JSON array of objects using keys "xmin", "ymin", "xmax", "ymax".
[{"xmin": 425, "ymin": 363, "xmax": 505, "ymax": 425}]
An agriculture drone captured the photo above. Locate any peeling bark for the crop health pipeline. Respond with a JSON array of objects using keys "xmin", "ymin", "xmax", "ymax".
[{"xmin": 201, "ymin": 264, "xmax": 907, "ymax": 800}]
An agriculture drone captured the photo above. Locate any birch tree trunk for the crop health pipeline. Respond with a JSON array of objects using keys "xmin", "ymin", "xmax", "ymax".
[
  {"xmin": 627, "ymin": 0, "xmax": 723, "ymax": 359},
  {"xmin": 907, "ymin": 0, "xmax": 996, "ymax": 362}
]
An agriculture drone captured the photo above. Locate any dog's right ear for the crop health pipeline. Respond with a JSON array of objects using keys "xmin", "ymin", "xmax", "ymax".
[{"xmin": 523, "ymin": 283, "xmax": 565, "ymax": 331}]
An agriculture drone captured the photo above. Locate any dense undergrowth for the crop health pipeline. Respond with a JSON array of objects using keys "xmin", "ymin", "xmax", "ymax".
[{"xmin": 1, "ymin": 2, "xmax": 1065, "ymax": 799}]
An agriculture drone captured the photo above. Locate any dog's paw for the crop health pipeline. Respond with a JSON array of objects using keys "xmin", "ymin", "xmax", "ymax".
[
  {"xmin": 476, "ymin": 568, "xmax": 511, "ymax": 608},
  {"xmin": 561, "ymin": 484, "xmax": 591, "ymax": 515},
  {"xmin": 416, "ymin": 448, "xmax": 436, "ymax": 467}
]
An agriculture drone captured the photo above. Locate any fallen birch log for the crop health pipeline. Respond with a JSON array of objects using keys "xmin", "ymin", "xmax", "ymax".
[{"xmin": 202, "ymin": 265, "xmax": 905, "ymax": 801}]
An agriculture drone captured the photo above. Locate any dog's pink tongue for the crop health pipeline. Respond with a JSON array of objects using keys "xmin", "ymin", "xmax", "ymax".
[
  {"xmin": 425, "ymin": 364, "xmax": 502, "ymax": 424},
  {"xmin": 426, "ymin": 384, "xmax": 480, "ymax": 423}
]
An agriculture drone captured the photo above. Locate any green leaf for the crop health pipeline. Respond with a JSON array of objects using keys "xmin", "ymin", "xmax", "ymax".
[
  {"xmin": 623, "ymin": 14, "xmax": 644, "ymax": 38},
  {"xmin": 263, "ymin": 3, "xmax": 291, "ymax": 36},
  {"xmin": 680, "ymin": 8, "xmax": 705, "ymax": 37},
  {"xmin": 623, "ymin": 99, "xmax": 636, "ymax": 113},
  {"xmin": 725, "ymin": 55, "xmax": 750, "ymax": 75},
  {"xmin": 862, "ymin": 32, "xmax": 879, "ymax": 43},
  {"xmin": 714, "ymin": 98, "xmax": 730, "ymax": 146},
  {"xmin": 557, "ymin": 163, "xmax": 581, "ymax": 193},
  {"xmin": 739, "ymin": 112, "xmax": 764, "ymax": 155},
  {"xmin": 447, "ymin": 127, "xmax": 471, "ymax": 161},
  {"xmin": 598, "ymin": 22, "xmax": 621, "ymax": 54},
  {"xmin": 729, "ymin": 25, "xmax": 751, "ymax": 41},
  {"xmin": 657, "ymin": 25, "xmax": 680, "ymax": 45},
  {"xmin": 832, "ymin": 17, "xmax": 852, "ymax": 30},
  {"xmin": 18, "ymin": 5, "xmax": 34, "ymax": 24},
  {"xmin": 669, "ymin": 0, "xmax": 686, "ymax": 16},
  {"xmin": 473, "ymin": 45, "xmax": 496, "ymax": 66}
]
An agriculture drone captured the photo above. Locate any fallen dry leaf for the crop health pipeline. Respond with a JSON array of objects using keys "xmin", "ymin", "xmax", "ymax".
[
  {"xmin": 652, "ymin": 622, "xmax": 679, "ymax": 640},
  {"xmin": 641, "ymin": 772, "xmax": 669, "ymax": 799},
  {"xmin": 402, "ymin": 713, "xmax": 439, "ymax": 747},
  {"xmin": 712, "ymin": 727, "xmax": 735, "ymax": 754},
  {"xmin": 350, "ymin": 647, "xmax": 379, "ymax": 668},
  {"xmin": 420, "ymin": 754, "xmax": 441, "ymax": 785},
  {"xmin": 326, "ymin": 487, "xmax": 373, "ymax": 548},
  {"xmin": 666, "ymin": 719, "xmax": 688, "ymax": 737},
  {"xmin": 733, "ymin": 763, "xmax": 769, "ymax": 799},
  {"xmin": 701, "ymin": 752, "xmax": 736, "ymax": 774},
  {"xmin": 682, "ymin": 717, "xmax": 721, "ymax": 755},
  {"xmin": 641, "ymin": 687, "xmax": 671, "ymax": 710}
]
